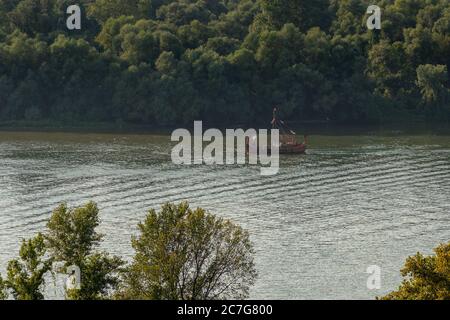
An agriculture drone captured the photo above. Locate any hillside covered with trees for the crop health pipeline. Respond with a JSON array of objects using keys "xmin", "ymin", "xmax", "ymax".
[{"xmin": 0, "ymin": 0, "xmax": 449, "ymax": 127}]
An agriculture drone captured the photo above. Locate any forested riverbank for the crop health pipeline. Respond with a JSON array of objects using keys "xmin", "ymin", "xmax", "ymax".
[{"xmin": 0, "ymin": 0, "xmax": 449, "ymax": 127}]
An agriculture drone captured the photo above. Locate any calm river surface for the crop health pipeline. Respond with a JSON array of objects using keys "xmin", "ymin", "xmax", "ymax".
[{"xmin": 0, "ymin": 129, "xmax": 449, "ymax": 299}]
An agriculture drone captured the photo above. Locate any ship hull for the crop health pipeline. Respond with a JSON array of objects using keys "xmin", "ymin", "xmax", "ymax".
[{"xmin": 279, "ymin": 143, "xmax": 307, "ymax": 154}]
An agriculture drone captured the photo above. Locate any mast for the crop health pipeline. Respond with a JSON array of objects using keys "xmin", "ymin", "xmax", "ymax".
[{"xmin": 271, "ymin": 107, "xmax": 297, "ymax": 144}]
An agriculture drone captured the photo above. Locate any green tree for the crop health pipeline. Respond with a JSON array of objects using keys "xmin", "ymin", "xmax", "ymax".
[
  {"xmin": 257, "ymin": 0, "xmax": 331, "ymax": 31},
  {"xmin": 0, "ymin": 274, "xmax": 8, "ymax": 299},
  {"xmin": 330, "ymin": 0, "xmax": 367, "ymax": 36},
  {"xmin": 45, "ymin": 202, "xmax": 124, "ymax": 300},
  {"xmin": 87, "ymin": 0, "xmax": 143, "ymax": 24},
  {"xmin": 177, "ymin": 19, "xmax": 213, "ymax": 49},
  {"xmin": 211, "ymin": 0, "xmax": 258, "ymax": 39},
  {"xmin": 95, "ymin": 15, "xmax": 136, "ymax": 53},
  {"xmin": 66, "ymin": 253, "xmax": 124, "ymax": 300},
  {"xmin": 367, "ymin": 40, "xmax": 411, "ymax": 98},
  {"xmin": 156, "ymin": 1, "xmax": 211, "ymax": 26},
  {"xmin": 381, "ymin": 242, "xmax": 450, "ymax": 300},
  {"xmin": 416, "ymin": 64, "xmax": 449, "ymax": 104},
  {"xmin": 0, "ymin": 0, "xmax": 449, "ymax": 126},
  {"xmin": 118, "ymin": 20, "xmax": 161, "ymax": 65},
  {"xmin": 7, "ymin": 0, "xmax": 58, "ymax": 35},
  {"xmin": 46, "ymin": 202, "xmax": 102, "ymax": 264},
  {"xmin": 120, "ymin": 202, "xmax": 257, "ymax": 300},
  {"xmin": 3, "ymin": 233, "xmax": 52, "ymax": 300}
]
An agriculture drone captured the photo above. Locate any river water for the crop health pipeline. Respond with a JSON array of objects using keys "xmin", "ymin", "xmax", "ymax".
[{"xmin": 0, "ymin": 130, "xmax": 449, "ymax": 299}]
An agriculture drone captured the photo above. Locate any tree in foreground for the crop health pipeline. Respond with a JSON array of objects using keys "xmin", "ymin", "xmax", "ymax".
[
  {"xmin": 0, "ymin": 275, "xmax": 6, "ymax": 299},
  {"xmin": 45, "ymin": 202, "xmax": 124, "ymax": 300},
  {"xmin": 2, "ymin": 233, "xmax": 52, "ymax": 300},
  {"xmin": 120, "ymin": 202, "xmax": 257, "ymax": 300},
  {"xmin": 381, "ymin": 242, "xmax": 450, "ymax": 300}
]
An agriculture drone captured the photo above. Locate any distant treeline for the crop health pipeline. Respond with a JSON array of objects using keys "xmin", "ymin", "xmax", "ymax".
[{"xmin": 0, "ymin": 0, "xmax": 449, "ymax": 127}]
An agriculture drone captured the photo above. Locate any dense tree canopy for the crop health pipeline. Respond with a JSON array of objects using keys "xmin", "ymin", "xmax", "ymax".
[
  {"xmin": 0, "ymin": 0, "xmax": 449, "ymax": 126},
  {"xmin": 381, "ymin": 242, "xmax": 450, "ymax": 300}
]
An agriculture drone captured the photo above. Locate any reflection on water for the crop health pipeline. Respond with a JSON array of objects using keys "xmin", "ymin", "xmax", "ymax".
[{"xmin": 0, "ymin": 131, "xmax": 449, "ymax": 299}]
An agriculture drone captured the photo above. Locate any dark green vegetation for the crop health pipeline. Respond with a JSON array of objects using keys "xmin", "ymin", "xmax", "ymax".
[
  {"xmin": 0, "ymin": 201, "xmax": 257, "ymax": 300},
  {"xmin": 381, "ymin": 242, "xmax": 450, "ymax": 300},
  {"xmin": 120, "ymin": 202, "xmax": 256, "ymax": 299},
  {"xmin": 0, "ymin": 0, "xmax": 449, "ymax": 127},
  {"xmin": 0, "ymin": 233, "xmax": 52, "ymax": 300},
  {"xmin": 46, "ymin": 202, "xmax": 125, "ymax": 299}
]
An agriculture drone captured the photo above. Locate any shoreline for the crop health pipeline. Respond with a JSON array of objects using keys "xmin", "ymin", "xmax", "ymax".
[{"xmin": 0, "ymin": 121, "xmax": 449, "ymax": 136}]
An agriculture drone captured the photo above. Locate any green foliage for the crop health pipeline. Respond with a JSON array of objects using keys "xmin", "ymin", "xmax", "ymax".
[
  {"xmin": 66, "ymin": 252, "xmax": 124, "ymax": 300},
  {"xmin": 120, "ymin": 202, "xmax": 257, "ymax": 300},
  {"xmin": 0, "ymin": 0, "xmax": 449, "ymax": 126},
  {"xmin": 3, "ymin": 234, "xmax": 52, "ymax": 300},
  {"xmin": 46, "ymin": 202, "xmax": 102, "ymax": 265},
  {"xmin": 0, "ymin": 273, "xmax": 8, "ymax": 299},
  {"xmin": 0, "ymin": 201, "xmax": 257, "ymax": 300},
  {"xmin": 8, "ymin": 0, "xmax": 58, "ymax": 35},
  {"xmin": 330, "ymin": 0, "xmax": 368, "ymax": 36},
  {"xmin": 257, "ymin": 0, "xmax": 331, "ymax": 31},
  {"xmin": 45, "ymin": 201, "xmax": 124, "ymax": 300},
  {"xmin": 367, "ymin": 40, "xmax": 410, "ymax": 98},
  {"xmin": 416, "ymin": 64, "xmax": 449, "ymax": 104},
  {"xmin": 381, "ymin": 242, "xmax": 450, "ymax": 300},
  {"xmin": 87, "ymin": 0, "xmax": 144, "ymax": 24}
]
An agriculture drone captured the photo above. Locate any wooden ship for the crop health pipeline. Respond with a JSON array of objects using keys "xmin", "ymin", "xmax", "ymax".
[
  {"xmin": 245, "ymin": 108, "xmax": 307, "ymax": 155},
  {"xmin": 271, "ymin": 108, "xmax": 307, "ymax": 154}
]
